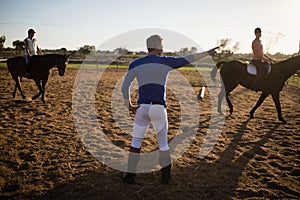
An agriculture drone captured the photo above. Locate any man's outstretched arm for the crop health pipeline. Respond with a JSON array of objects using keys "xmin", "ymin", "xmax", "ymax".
[{"xmin": 190, "ymin": 46, "xmax": 219, "ymax": 61}]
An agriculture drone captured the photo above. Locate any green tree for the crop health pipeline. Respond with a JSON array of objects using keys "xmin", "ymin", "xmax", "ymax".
[
  {"xmin": 0, "ymin": 35, "xmax": 6, "ymax": 50},
  {"xmin": 190, "ymin": 47, "xmax": 198, "ymax": 54},
  {"xmin": 179, "ymin": 47, "xmax": 189, "ymax": 55},
  {"xmin": 113, "ymin": 47, "xmax": 128, "ymax": 55},
  {"xmin": 12, "ymin": 40, "xmax": 25, "ymax": 51},
  {"xmin": 78, "ymin": 45, "xmax": 95, "ymax": 54},
  {"xmin": 60, "ymin": 47, "xmax": 67, "ymax": 53}
]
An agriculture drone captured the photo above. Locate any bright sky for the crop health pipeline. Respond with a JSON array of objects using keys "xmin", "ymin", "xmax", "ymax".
[{"xmin": 0, "ymin": 0, "xmax": 299, "ymax": 54}]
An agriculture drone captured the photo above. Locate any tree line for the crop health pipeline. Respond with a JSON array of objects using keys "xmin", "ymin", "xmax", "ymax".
[
  {"xmin": 0, "ymin": 34, "xmax": 203, "ymax": 59},
  {"xmin": 0, "ymin": 34, "xmax": 296, "ymax": 61}
]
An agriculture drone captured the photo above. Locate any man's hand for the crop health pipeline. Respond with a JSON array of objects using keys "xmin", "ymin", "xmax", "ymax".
[
  {"xmin": 192, "ymin": 46, "xmax": 219, "ymax": 61},
  {"xmin": 124, "ymin": 99, "xmax": 139, "ymax": 114},
  {"xmin": 264, "ymin": 54, "xmax": 274, "ymax": 64},
  {"xmin": 207, "ymin": 46, "xmax": 219, "ymax": 56},
  {"xmin": 129, "ymin": 104, "xmax": 139, "ymax": 114}
]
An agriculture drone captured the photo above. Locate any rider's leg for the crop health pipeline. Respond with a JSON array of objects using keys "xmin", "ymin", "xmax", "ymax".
[
  {"xmin": 251, "ymin": 60, "xmax": 267, "ymax": 91},
  {"xmin": 25, "ymin": 55, "xmax": 31, "ymax": 77},
  {"xmin": 121, "ymin": 105, "xmax": 150, "ymax": 184}
]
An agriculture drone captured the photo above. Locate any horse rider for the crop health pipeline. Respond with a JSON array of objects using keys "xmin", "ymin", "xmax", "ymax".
[
  {"xmin": 250, "ymin": 27, "xmax": 272, "ymax": 91},
  {"xmin": 24, "ymin": 28, "xmax": 43, "ymax": 78}
]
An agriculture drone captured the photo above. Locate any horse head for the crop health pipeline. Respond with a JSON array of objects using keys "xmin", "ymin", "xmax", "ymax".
[{"xmin": 57, "ymin": 54, "xmax": 69, "ymax": 76}]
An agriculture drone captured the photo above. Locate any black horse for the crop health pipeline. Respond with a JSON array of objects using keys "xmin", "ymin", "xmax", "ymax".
[
  {"xmin": 7, "ymin": 54, "xmax": 69, "ymax": 102},
  {"xmin": 211, "ymin": 55, "xmax": 300, "ymax": 123}
]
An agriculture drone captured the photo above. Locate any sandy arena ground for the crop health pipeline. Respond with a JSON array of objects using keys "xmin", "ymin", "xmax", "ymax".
[{"xmin": 0, "ymin": 67, "xmax": 299, "ymax": 199}]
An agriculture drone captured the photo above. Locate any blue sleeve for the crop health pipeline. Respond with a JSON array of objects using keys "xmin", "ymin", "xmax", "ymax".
[
  {"xmin": 122, "ymin": 66, "xmax": 135, "ymax": 100},
  {"xmin": 164, "ymin": 55, "xmax": 195, "ymax": 69}
]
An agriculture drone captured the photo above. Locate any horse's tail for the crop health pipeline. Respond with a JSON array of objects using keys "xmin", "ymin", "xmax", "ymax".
[
  {"xmin": 211, "ymin": 61, "xmax": 226, "ymax": 81},
  {"xmin": 6, "ymin": 57, "xmax": 24, "ymax": 79},
  {"xmin": 6, "ymin": 58, "xmax": 12, "ymax": 74}
]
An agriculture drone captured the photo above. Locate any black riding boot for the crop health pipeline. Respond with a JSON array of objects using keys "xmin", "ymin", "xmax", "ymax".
[
  {"xmin": 159, "ymin": 150, "xmax": 171, "ymax": 184},
  {"xmin": 25, "ymin": 56, "xmax": 31, "ymax": 78},
  {"xmin": 121, "ymin": 147, "xmax": 141, "ymax": 184},
  {"xmin": 251, "ymin": 78, "xmax": 261, "ymax": 91},
  {"xmin": 250, "ymin": 60, "xmax": 268, "ymax": 91}
]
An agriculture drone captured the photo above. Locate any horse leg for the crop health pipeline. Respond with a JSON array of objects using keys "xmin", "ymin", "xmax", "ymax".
[
  {"xmin": 217, "ymin": 82, "xmax": 237, "ymax": 115},
  {"xmin": 32, "ymin": 79, "xmax": 42, "ymax": 101},
  {"xmin": 226, "ymin": 93, "xmax": 234, "ymax": 115},
  {"xmin": 12, "ymin": 80, "xmax": 18, "ymax": 98},
  {"xmin": 249, "ymin": 92, "xmax": 269, "ymax": 119},
  {"xmin": 14, "ymin": 76, "xmax": 26, "ymax": 99},
  {"xmin": 225, "ymin": 84, "xmax": 237, "ymax": 115},
  {"xmin": 271, "ymin": 92, "xmax": 286, "ymax": 123},
  {"xmin": 41, "ymin": 79, "xmax": 48, "ymax": 103},
  {"xmin": 217, "ymin": 87, "xmax": 225, "ymax": 114}
]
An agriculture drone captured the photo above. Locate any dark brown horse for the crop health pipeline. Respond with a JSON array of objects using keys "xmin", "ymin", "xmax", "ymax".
[
  {"xmin": 7, "ymin": 54, "xmax": 69, "ymax": 102},
  {"xmin": 211, "ymin": 55, "xmax": 300, "ymax": 123}
]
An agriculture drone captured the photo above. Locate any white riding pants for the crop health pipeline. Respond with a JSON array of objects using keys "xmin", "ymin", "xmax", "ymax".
[{"xmin": 131, "ymin": 104, "xmax": 169, "ymax": 151}]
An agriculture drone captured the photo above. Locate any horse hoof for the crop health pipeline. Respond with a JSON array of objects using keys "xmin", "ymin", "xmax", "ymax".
[
  {"xmin": 279, "ymin": 118, "xmax": 287, "ymax": 124},
  {"xmin": 32, "ymin": 96, "xmax": 39, "ymax": 101}
]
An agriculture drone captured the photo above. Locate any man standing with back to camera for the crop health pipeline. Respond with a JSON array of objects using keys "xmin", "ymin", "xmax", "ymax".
[{"xmin": 121, "ymin": 35, "xmax": 217, "ymax": 184}]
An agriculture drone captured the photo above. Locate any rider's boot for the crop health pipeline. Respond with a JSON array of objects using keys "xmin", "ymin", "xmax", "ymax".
[
  {"xmin": 159, "ymin": 150, "xmax": 171, "ymax": 184},
  {"xmin": 121, "ymin": 146, "xmax": 141, "ymax": 184}
]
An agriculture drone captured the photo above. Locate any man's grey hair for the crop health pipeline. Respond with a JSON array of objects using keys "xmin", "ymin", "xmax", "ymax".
[{"xmin": 146, "ymin": 35, "xmax": 163, "ymax": 50}]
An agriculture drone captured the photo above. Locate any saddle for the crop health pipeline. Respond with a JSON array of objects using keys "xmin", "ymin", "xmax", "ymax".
[{"xmin": 247, "ymin": 63, "xmax": 271, "ymax": 76}]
